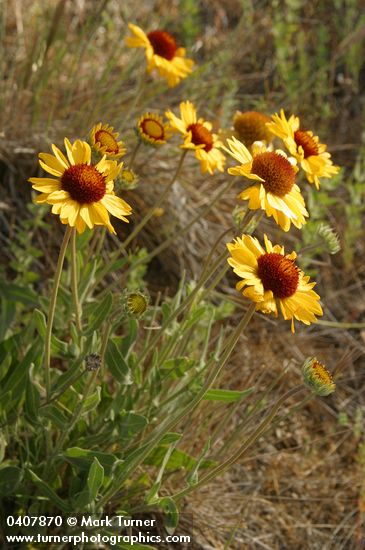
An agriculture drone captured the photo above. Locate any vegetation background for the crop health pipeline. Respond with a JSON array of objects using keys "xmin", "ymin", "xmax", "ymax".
[{"xmin": 0, "ymin": 0, "xmax": 365, "ymax": 548}]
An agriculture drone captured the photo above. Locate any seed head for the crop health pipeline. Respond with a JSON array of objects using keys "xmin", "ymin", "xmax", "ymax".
[{"xmin": 85, "ymin": 353, "xmax": 102, "ymax": 372}]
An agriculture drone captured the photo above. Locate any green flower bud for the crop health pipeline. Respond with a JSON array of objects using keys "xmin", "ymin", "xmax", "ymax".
[
  {"xmin": 124, "ymin": 291, "xmax": 149, "ymax": 317},
  {"xmin": 317, "ymin": 223, "xmax": 340, "ymax": 255},
  {"xmin": 302, "ymin": 357, "xmax": 335, "ymax": 396},
  {"xmin": 118, "ymin": 167, "xmax": 139, "ymax": 190}
]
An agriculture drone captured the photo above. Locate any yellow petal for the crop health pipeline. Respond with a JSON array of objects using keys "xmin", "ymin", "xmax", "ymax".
[
  {"xmin": 180, "ymin": 101, "xmax": 196, "ymax": 126},
  {"xmin": 101, "ymin": 194, "xmax": 132, "ymax": 220},
  {"xmin": 72, "ymin": 140, "xmax": 91, "ymax": 165},
  {"xmin": 51, "ymin": 144, "xmax": 69, "ymax": 169},
  {"xmin": 79, "ymin": 204, "xmax": 94, "ymax": 229},
  {"xmin": 64, "ymin": 138, "xmax": 75, "ymax": 165},
  {"xmin": 39, "ymin": 156, "xmax": 64, "ymax": 177}
]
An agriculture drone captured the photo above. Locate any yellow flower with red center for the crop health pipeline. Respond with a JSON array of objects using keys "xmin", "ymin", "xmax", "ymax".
[
  {"xmin": 233, "ymin": 111, "xmax": 274, "ymax": 147},
  {"xmin": 125, "ymin": 23, "xmax": 194, "ymax": 87},
  {"xmin": 266, "ymin": 110, "xmax": 340, "ymax": 189},
  {"xmin": 137, "ymin": 112, "xmax": 172, "ymax": 146},
  {"xmin": 165, "ymin": 101, "xmax": 225, "ymax": 175},
  {"xmin": 29, "ymin": 139, "xmax": 132, "ymax": 234},
  {"xmin": 224, "ymin": 137, "xmax": 307, "ymax": 231},
  {"xmin": 227, "ymin": 234, "xmax": 323, "ymax": 332},
  {"xmin": 90, "ymin": 123, "xmax": 126, "ymax": 158}
]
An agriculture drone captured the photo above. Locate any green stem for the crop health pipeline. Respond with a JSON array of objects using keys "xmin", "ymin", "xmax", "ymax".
[
  {"xmin": 71, "ymin": 228, "xmax": 82, "ymax": 332},
  {"xmin": 44, "ymin": 226, "xmax": 72, "ymax": 401},
  {"xmin": 97, "ymin": 302, "xmax": 256, "ymax": 508},
  {"xmin": 174, "ymin": 385, "xmax": 303, "ymax": 500},
  {"xmin": 140, "ymin": 208, "xmax": 257, "ymax": 373},
  {"xmin": 52, "ymin": 370, "xmax": 99, "ymax": 457},
  {"xmin": 139, "ymin": 248, "xmax": 228, "ymax": 372},
  {"xmin": 315, "ymin": 320, "xmax": 365, "ymax": 329},
  {"xmin": 94, "ymin": 227, "xmax": 107, "ymax": 258},
  {"xmin": 99, "ymin": 322, "xmax": 112, "ymax": 380}
]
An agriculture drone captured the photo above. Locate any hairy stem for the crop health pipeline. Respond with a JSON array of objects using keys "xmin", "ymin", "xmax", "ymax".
[
  {"xmin": 71, "ymin": 228, "xmax": 82, "ymax": 332},
  {"xmin": 44, "ymin": 226, "xmax": 72, "ymax": 401}
]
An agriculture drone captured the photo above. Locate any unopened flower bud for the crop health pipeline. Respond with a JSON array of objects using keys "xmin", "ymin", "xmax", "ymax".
[
  {"xmin": 118, "ymin": 167, "xmax": 139, "ymax": 190},
  {"xmin": 317, "ymin": 223, "xmax": 340, "ymax": 255},
  {"xmin": 302, "ymin": 357, "xmax": 335, "ymax": 396},
  {"xmin": 124, "ymin": 291, "xmax": 149, "ymax": 317},
  {"xmin": 233, "ymin": 111, "xmax": 273, "ymax": 147}
]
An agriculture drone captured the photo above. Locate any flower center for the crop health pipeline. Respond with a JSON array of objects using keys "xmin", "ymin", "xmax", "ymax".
[
  {"xmin": 187, "ymin": 123, "xmax": 214, "ymax": 152},
  {"xmin": 141, "ymin": 118, "xmax": 164, "ymax": 140},
  {"xmin": 233, "ymin": 111, "xmax": 272, "ymax": 146},
  {"xmin": 94, "ymin": 129, "xmax": 119, "ymax": 154},
  {"xmin": 61, "ymin": 164, "xmax": 106, "ymax": 204},
  {"xmin": 294, "ymin": 130, "xmax": 319, "ymax": 158},
  {"xmin": 147, "ymin": 30, "xmax": 177, "ymax": 60},
  {"xmin": 257, "ymin": 252, "xmax": 299, "ymax": 298},
  {"xmin": 252, "ymin": 152, "xmax": 296, "ymax": 197}
]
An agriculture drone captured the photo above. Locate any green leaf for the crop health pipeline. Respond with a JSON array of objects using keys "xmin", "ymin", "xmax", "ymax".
[
  {"xmin": 203, "ymin": 387, "xmax": 253, "ymax": 403},
  {"xmin": 85, "ymin": 293, "xmax": 113, "ymax": 335},
  {"xmin": 24, "ymin": 368, "xmax": 41, "ymax": 424},
  {"xmin": 105, "ymin": 340, "xmax": 133, "ymax": 385},
  {"xmin": 28, "ymin": 470, "xmax": 71, "ymax": 512},
  {"xmin": 81, "ymin": 387, "xmax": 101, "ymax": 414},
  {"xmin": 161, "ymin": 357, "xmax": 195, "ymax": 378},
  {"xmin": 33, "ymin": 308, "xmax": 70, "ymax": 357},
  {"xmin": 0, "ymin": 298, "xmax": 16, "ymax": 340},
  {"xmin": 79, "ymin": 258, "xmax": 98, "ymax": 301},
  {"xmin": 145, "ymin": 447, "xmax": 214, "ymax": 472},
  {"xmin": 87, "ymin": 458, "xmax": 104, "ymax": 500},
  {"xmin": 121, "ymin": 318, "xmax": 139, "ymax": 355},
  {"xmin": 51, "ymin": 360, "xmax": 82, "ymax": 394},
  {"xmin": 187, "ymin": 437, "xmax": 212, "ymax": 486},
  {"xmin": 73, "ymin": 489, "xmax": 92, "ymax": 509},
  {"xmin": 63, "ymin": 447, "xmax": 118, "ymax": 476},
  {"xmin": 183, "ymin": 306, "xmax": 208, "ymax": 329},
  {"xmin": 0, "ymin": 282, "xmax": 38, "ymax": 306},
  {"xmin": 0, "ymin": 434, "xmax": 7, "ymax": 464},
  {"xmin": 0, "ymin": 466, "xmax": 23, "ymax": 496},
  {"xmin": 0, "ymin": 340, "xmax": 42, "ymax": 412},
  {"xmin": 119, "ymin": 412, "xmax": 147, "ymax": 443},
  {"xmin": 40, "ymin": 403, "xmax": 71, "ymax": 429},
  {"xmin": 159, "ymin": 433, "xmax": 182, "ymax": 445},
  {"xmin": 160, "ymin": 496, "xmax": 179, "ymax": 535}
]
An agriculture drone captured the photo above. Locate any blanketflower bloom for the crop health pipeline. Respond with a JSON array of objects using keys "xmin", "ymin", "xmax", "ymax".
[
  {"xmin": 136, "ymin": 112, "xmax": 172, "ymax": 146},
  {"xmin": 266, "ymin": 110, "xmax": 340, "ymax": 189},
  {"xmin": 165, "ymin": 101, "xmax": 225, "ymax": 175},
  {"xmin": 224, "ymin": 137, "xmax": 307, "ymax": 231},
  {"xmin": 90, "ymin": 123, "xmax": 126, "ymax": 158},
  {"xmin": 29, "ymin": 139, "xmax": 132, "ymax": 234},
  {"xmin": 125, "ymin": 23, "xmax": 194, "ymax": 87},
  {"xmin": 233, "ymin": 111, "xmax": 273, "ymax": 147},
  {"xmin": 227, "ymin": 234, "xmax": 323, "ymax": 332}
]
